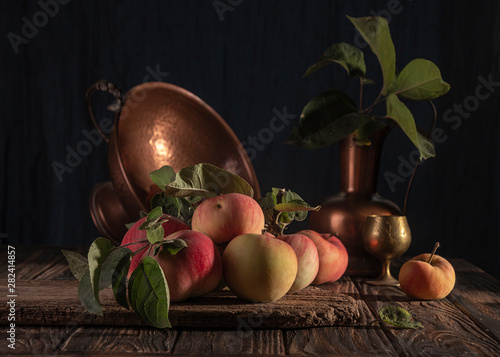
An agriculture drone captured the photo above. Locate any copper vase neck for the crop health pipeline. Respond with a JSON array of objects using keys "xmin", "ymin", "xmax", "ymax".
[{"xmin": 339, "ymin": 131, "xmax": 385, "ymax": 194}]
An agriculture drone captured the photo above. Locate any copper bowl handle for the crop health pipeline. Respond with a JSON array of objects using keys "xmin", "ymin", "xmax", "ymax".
[{"xmin": 85, "ymin": 80, "xmax": 123, "ymax": 143}]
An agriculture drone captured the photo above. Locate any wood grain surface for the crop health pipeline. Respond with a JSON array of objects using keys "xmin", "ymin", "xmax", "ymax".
[
  {"xmin": 0, "ymin": 279, "xmax": 359, "ymax": 329},
  {"xmin": 1, "ymin": 246, "xmax": 500, "ymax": 356}
]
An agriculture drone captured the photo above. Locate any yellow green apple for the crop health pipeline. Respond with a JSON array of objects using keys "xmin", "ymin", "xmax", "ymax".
[{"xmin": 222, "ymin": 233, "xmax": 298, "ymax": 302}]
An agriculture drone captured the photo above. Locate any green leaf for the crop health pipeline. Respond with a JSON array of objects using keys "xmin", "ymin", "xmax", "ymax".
[
  {"xmin": 88, "ymin": 238, "xmax": 114, "ymax": 305},
  {"xmin": 164, "ymin": 163, "xmax": 254, "ymax": 198},
  {"xmin": 128, "ymin": 256, "xmax": 171, "ymax": 328},
  {"xmin": 289, "ymin": 112, "xmax": 374, "ymax": 150},
  {"xmin": 138, "ymin": 206, "xmax": 167, "ymax": 244},
  {"xmin": 258, "ymin": 191, "xmax": 277, "ymax": 213},
  {"xmin": 378, "ymin": 305, "xmax": 423, "ymax": 329},
  {"xmin": 112, "ymin": 253, "xmax": 132, "ymax": 309},
  {"xmin": 257, "ymin": 192, "xmax": 278, "ymax": 225},
  {"xmin": 286, "ymin": 89, "xmax": 359, "ymax": 149},
  {"xmin": 279, "ymin": 191, "xmax": 318, "ymax": 223},
  {"xmin": 139, "ymin": 206, "xmax": 164, "ymax": 229},
  {"xmin": 61, "ymin": 250, "xmax": 88, "ymax": 281},
  {"xmin": 147, "ymin": 225, "xmax": 165, "ymax": 245},
  {"xmin": 150, "ymin": 165, "xmax": 176, "ymax": 191},
  {"xmin": 78, "ymin": 269, "xmax": 103, "ymax": 316},
  {"xmin": 150, "ymin": 193, "xmax": 195, "ymax": 224},
  {"xmin": 275, "ymin": 200, "xmax": 321, "ymax": 213},
  {"xmin": 153, "ymin": 238, "xmax": 188, "ymax": 256},
  {"xmin": 99, "ymin": 247, "xmax": 132, "ymax": 290},
  {"xmin": 347, "ymin": 15, "xmax": 396, "ymax": 95},
  {"xmin": 303, "ymin": 42, "xmax": 366, "ymax": 78},
  {"xmin": 125, "ymin": 221, "xmax": 136, "ymax": 230},
  {"xmin": 386, "ymin": 94, "xmax": 435, "ymax": 160},
  {"xmin": 394, "ymin": 58, "xmax": 450, "ymax": 100},
  {"xmin": 353, "ymin": 118, "xmax": 387, "ymax": 145}
]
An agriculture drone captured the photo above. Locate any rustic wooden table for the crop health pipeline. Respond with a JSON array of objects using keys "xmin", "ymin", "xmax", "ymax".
[{"xmin": 1, "ymin": 246, "xmax": 499, "ymax": 356}]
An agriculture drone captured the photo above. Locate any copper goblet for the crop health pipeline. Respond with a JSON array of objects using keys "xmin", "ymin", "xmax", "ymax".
[{"xmin": 362, "ymin": 215, "xmax": 411, "ymax": 286}]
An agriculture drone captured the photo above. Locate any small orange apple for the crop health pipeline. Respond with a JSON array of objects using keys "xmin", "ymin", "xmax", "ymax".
[{"xmin": 399, "ymin": 243, "xmax": 455, "ymax": 300}]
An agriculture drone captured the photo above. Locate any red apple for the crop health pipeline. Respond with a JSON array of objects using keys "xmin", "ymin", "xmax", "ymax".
[
  {"xmin": 277, "ymin": 233, "xmax": 319, "ymax": 293},
  {"xmin": 121, "ymin": 214, "xmax": 190, "ymax": 276},
  {"xmin": 298, "ymin": 230, "xmax": 348, "ymax": 285},
  {"xmin": 399, "ymin": 243, "xmax": 455, "ymax": 300},
  {"xmin": 191, "ymin": 193, "xmax": 265, "ymax": 243},
  {"xmin": 153, "ymin": 230, "xmax": 223, "ymax": 302},
  {"xmin": 222, "ymin": 233, "xmax": 298, "ymax": 302}
]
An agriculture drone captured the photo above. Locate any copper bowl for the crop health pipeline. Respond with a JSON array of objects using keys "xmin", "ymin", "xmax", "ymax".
[{"xmin": 86, "ymin": 80, "xmax": 261, "ymax": 242}]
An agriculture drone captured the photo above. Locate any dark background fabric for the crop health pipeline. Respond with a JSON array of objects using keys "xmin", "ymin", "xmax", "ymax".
[{"xmin": 1, "ymin": 0, "xmax": 499, "ymax": 279}]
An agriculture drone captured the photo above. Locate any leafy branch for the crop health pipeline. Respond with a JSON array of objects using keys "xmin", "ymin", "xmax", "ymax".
[
  {"xmin": 62, "ymin": 208, "xmax": 187, "ymax": 329},
  {"xmin": 258, "ymin": 188, "xmax": 320, "ymax": 236},
  {"xmin": 287, "ymin": 15, "xmax": 450, "ymax": 161}
]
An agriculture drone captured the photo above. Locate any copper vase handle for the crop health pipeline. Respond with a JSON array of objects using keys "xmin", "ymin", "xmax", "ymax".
[{"xmin": 85, "ymin": 80, "xmax": 123, "ymax": 143}]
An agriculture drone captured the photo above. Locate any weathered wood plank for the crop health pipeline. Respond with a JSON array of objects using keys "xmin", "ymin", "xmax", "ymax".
[
  {"xmin": 0, "ymin": 245, "xmax": 83, "ymax": 280},
  {"xmin": 0, "ymin": 326, "xmax": 70, "ymax": 355},
  {"xmin": 173, "ymin": 329, "xmax": 285, "ymax": 355},
  {"xmin": 284, "ymin": 276, "xmax": 398, "ymax": 356},
  {"xmin": 60, "ymin": 326, "xmax": 178, "ymax": 354},
  {"xmin": 0, "ymin": 280, "xmax": 359, "ymax": 329},
  {"xmin": 353, "ymin": 273, "xmax": 500, "ymax": 356},
  {"xmin": 446, "ymin": 258, "xmax": 500, "ymax": 344}
]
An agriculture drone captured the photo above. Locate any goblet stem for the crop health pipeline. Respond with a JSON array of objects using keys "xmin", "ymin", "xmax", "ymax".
[{"xmin": 366, "ymin": 259, "xmax": 400, "ymax": 286}]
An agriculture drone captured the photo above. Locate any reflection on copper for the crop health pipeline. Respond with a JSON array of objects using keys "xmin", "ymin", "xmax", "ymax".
[{"xmin": 87, "ymin": 80, "xmax": 261, "ymax": 242}]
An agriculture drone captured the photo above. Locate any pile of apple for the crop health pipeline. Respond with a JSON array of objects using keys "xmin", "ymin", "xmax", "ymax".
[{"xmin": 121, "ymin": 192, "xmax": 348, "ymax": 303}]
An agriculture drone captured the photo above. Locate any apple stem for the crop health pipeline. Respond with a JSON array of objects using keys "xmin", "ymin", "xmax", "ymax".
[{"xmin": 428, "ymin": 242, "xmax": 440, "ymax": 264}]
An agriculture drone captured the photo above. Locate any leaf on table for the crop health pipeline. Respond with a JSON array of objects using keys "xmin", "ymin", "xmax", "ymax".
[
  {"xmin": 378, "ymin": 305, "xmax": 423, "ymax": 329},
  {"xmin": 303, "ymin": 42, "xmax": 366, "ymax": 78},
  {"xmin": 128, "ymin": 256, "xmax": 171, "ymax": 328},
  {"xmin": 347, "ymin": 15, "xmax": 397, "ymax": 95},
  {"xmin": 394, "ymin": 58, "xmax": 450, "ymax": 100},
  {"xmin": 164, "ymin": 163, "xmax": 254, "ymax": 198},
  {"xmin": 61, "ymin": 250, "xmax": 88, "ymax": 281}
]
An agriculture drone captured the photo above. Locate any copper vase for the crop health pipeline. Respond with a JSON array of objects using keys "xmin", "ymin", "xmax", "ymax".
[{"xmin": 308, "ymin": 131, "xmax": 402, "ymax": 277}]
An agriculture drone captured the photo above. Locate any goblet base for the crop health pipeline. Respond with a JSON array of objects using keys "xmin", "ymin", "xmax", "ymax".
[{"xmin": 365, "ymin": 274, "xmax": 400, "ymax": 286}]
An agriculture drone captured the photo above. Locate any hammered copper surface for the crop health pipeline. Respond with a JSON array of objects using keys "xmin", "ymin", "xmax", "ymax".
[
  {"xmin": 309, "ymin": 132, "xmax": 402, "ymax": 277},
  {"xmin": 88, "ymin": 81, "xmax": 260, "ymax": 240},
  {"xmin": 89, "ymin": 181, "xmax": 134, "ymax": 244}
]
